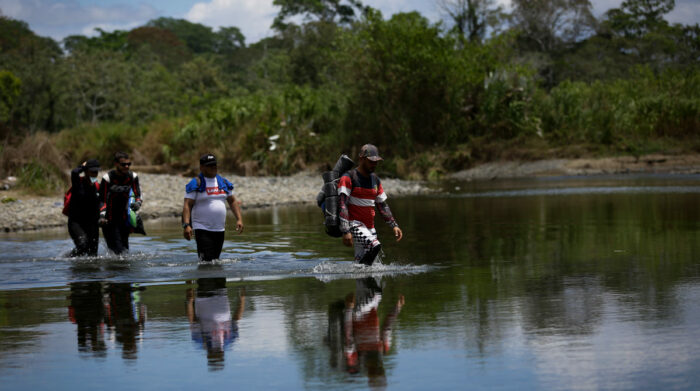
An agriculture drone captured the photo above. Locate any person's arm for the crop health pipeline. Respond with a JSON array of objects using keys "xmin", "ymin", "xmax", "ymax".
[
  {"xmin": 182, "ymin": 198, "xmax": 194, "ymax": 240},
  {"xmin": 71, "ymin": 164, "xmax": 84, "ymax": 195},
  {"xmin": 380, "ymin": 295, "xmax": 405, "ymax": 352},
  {"xmin": 227, "ymin": 195, "xmax": 244, "ymax": 233},
  {"xmin": 338, "ymin": 175, "xmax": 353, "ymax": 247},
  {"xmin": 376, "ymin": 200, "xmax": 402, "ymax": 241},
  {"xmin": 98, "ymin": 174, "xmax": 108, "ymax": 225},
  {"xmin": 130, "ymin": 174, "xmax": 142, "ymax": 211}
]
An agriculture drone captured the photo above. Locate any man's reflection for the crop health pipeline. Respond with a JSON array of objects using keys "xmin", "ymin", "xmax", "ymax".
[
  {"xmin": 68, "ymin": 282, "xmax": 107, "ymax": 357},
  {"xmin": 68, "ymin": 282, "xmax": 147, "ymax": 360},
  {"xmin": 104, "ymin": 283, "xmax": 147, "ymax": 360},
  {"xmin": 186, "ymin": 277, "xmax": 245, "ymax": 370},
  {"xmin": 327, "ymin": 277, "xmax": 404, "ymax": 389}
]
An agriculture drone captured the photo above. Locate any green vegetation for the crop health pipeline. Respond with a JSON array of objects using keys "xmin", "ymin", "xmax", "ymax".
[{"xmin": 0, "ymin": 0, "xmax": 698, "ymax": 191}]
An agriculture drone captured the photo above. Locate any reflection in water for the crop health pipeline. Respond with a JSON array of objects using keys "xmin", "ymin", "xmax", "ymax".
[
  {"xmin": 67, "ymin": 282, "xmax": 147, "ymax": 360},
  {"xmin": 327, "ymin": 277, "xmax": 404, "ymax": 389},
  {"xmin": 68, "ymin": 282, "xmax": 106, "ymax": 357},
  {"xmin": 105, "ymin": 283, "xmax": 147, "ymax": 360},
  {"xmin": 187, "ymin": 277, "xmax": 245, "ymax": 371}
]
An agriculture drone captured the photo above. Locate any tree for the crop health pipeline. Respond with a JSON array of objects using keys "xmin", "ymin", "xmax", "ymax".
[
  {"xmin": 127, "ymin": 26, "xmax": 191, "ymax": 69},
  {"xmin": 62, "ymin": 29, "xmax": 129, "ymax": 54},
  {"xmin": 147, "ymin": 17, "xmax": 218, "ymax": 54},
  {"xmin": 509, "ymin": 0, "xmax": 597, "ymax": 53},
  {"xmin": 438, "ymin": 0, "xmax": 504, "ymax": 43},
  {"xmin": 272, "ymin": 0, "xmax": 365, "ymax": 30},
  {"xmin": 606, "ymin": 0, "xmax": 674, "ymax": 38},
  {"xmin": 0, "ymin": 70, "xmax": 21, "ymax": 124}
]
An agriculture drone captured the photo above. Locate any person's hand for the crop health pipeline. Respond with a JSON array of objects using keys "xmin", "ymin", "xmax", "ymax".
[
  {"xmin": 342, "ymin": 232, "xmax": 353, "ymax": 247},
  {"xmin": 393, "ymin": 226, "xmax": 403, "ymax": 242},
  {"xmin": 235, "ymin": 220, "xmax": 244, "ymax": 233},
  {"xmin": 183, "ymin": 225, "xmax": 193, "ymax": 240},
  {"xmin": 130, "ymin": 200, "xmax": 141, "ymax": 211},
  {"xmin": 98, "ymin": 212, "xmax": 107, "ymax": 226}
]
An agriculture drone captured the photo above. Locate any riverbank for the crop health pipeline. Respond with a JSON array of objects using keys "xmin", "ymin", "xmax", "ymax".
[
  {"xmin": 0, "ymin": 172, "xmax": 431, "ymax": 232},
  {"xmin": 2, "ymin": 153, "xmax": 699, "ymax": 233},
  {"xmin": 450, "ymin": 154, "xmax": 700, "ymax": 180}
]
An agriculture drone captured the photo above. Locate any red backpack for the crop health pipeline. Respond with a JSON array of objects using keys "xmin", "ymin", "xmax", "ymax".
[{"xmin": 63, "ymin": 182, "xmax": 99, "ymax": 216}]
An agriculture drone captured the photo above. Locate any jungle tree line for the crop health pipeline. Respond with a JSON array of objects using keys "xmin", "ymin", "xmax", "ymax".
[{"xmin": 0, "ymin": 0, "xmax": 698, "ymax": 182}]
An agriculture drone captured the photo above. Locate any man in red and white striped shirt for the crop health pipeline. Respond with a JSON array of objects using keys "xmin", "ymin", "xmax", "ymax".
[{"xmin": 338, "ymin": 144, "xmax": 403, "ymax": 265}]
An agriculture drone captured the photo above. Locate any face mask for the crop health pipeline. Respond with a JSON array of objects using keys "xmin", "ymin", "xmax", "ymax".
[{"xmin": 90, "ymin": 177, "xmax": 99, "ymax": 184}]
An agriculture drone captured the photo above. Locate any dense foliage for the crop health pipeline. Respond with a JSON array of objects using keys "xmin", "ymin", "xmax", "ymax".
[{"xmin": 0, "ymin": 0, "xmax": 698, "ymax": 190}]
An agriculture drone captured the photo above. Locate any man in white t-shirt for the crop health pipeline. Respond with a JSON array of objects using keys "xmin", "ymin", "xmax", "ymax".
[{"xmin": 182, "ymin": 154, "xmax": 244, "ymax": 261}]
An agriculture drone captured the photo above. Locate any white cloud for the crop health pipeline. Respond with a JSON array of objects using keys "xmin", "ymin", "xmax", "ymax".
[{"xmin": 185, "ymin": 0, "xmax": 277, "ymax": 43}]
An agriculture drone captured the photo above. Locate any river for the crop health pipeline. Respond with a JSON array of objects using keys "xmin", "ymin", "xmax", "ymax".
[{"xmin": 1, "ymin": 174, "xmax": 699, "ymax": 390}]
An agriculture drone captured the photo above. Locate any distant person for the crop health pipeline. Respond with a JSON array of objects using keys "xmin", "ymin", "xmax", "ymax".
[
  {"xmin": 182, "ymin": 153, "xmax": 244, "ymax": 262},
  {"xmin": 187, "ymin": 277, "xmax": 245, "ymax": 370},
  {"xmin": 67, "ymin": 159, "xmax": 101, "ymax": 257},
  {"xmin": 338, "ymin": 144, "xmax": 403, "ymax": 265},
  {"xmin": 98, "ymin": 152, "xmax": 142, "ymax": 255}
]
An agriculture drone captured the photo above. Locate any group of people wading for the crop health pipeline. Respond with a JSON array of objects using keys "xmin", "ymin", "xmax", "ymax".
[{"xmin": 67, "ymin": 144, "xmax": 402, "ymax": 264}]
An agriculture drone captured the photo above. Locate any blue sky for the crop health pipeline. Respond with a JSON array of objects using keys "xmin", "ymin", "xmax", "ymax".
[{"xmin": 1, "ymin": 0, "xmax": 698, "ymax": 44}]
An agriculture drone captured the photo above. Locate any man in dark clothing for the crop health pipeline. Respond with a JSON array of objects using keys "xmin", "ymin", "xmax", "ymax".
[
  {"xmin": 67, "ymin": 159, "xmax": 101, "ymax": 257},
  {"xmin": 99, "ymin": 152, "xmax": 142, "ymax": 255}
]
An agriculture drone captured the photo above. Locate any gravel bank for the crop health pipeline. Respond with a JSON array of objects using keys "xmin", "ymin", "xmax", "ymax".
[
  {"xmin": 0, "ymin": 172, "xmax": 432, "ymax": 233},
  {"xmin": 450, "ymin": 154, "xmax": 700, "ymax": 180}
]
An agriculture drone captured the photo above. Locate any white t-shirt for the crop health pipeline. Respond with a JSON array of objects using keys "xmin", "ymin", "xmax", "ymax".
[{"xmin": 184, "ymin": 177, "xmax": 232, "ymax": 232}]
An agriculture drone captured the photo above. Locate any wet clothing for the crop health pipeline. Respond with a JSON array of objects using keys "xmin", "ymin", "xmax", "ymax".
[
  {"xmin": 338, "ymin": 169, "xmax": 397, "ymax": 263},
  {"xmin": 67, "ymin": 166, "xmax": 101, "ymax": 257},
  {"xmin": 99, "ymin": 170, "xmax": 141, "ymax": 255},
  {"xmin": 194, "ymin": 229, "xmax": 225, "ymax": 262},
  {"xmin": 185, "ymin": 175, "xmax": 235, "ymax": 261},
  {"xmin": 68, "ymin": 219, "xmax": 99, "ymax": 257},
  {"xmin": 102, "ymin": 222, "xmax": 130, "ymax": 255},
  {"xmin": 184, "ymin": 176, "xmax": 233, "ymax": 232}
]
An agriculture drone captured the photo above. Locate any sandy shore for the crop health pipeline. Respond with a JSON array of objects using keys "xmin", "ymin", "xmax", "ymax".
[{"xmin": 0, "ymin": 172, "xmax": 431, "ymax": 232}]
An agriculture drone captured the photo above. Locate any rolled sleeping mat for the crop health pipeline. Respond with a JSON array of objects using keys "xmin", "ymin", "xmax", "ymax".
[
  {"xmin": 323, "ymin": 195, "xmax": 338, "ymax": 218},
  {"xmin": 332, "ymin": 154, "xmax": 355, "ymax": 175},
  {"xmin": 322, "ymin": 170, "xmax": 338, "ymax": 183},
  {"xmin": 323, "ymin": 181, "xmax": 338, "ymax": 197},
  {"xmin": 316, "ymin": 190, "xmax": 325, "ymax": 207}
]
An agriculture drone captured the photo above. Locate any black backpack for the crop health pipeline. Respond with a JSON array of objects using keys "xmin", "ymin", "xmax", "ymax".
[{"xmin": 316, "ymin": 155, "xmax": 355, "ymax": 237}]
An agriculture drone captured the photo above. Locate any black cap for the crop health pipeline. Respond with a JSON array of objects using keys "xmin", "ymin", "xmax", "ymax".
[
  {"xmin": 359, "ymin": 144, "xmax": 383, "ymax": 161},
  {"xmin": 85, "ymin": 159, "xmax": 100, "ymax": 172},
  {"xmin": 200, "ymin": 153, "xmax": 217, "ymax": 166}
]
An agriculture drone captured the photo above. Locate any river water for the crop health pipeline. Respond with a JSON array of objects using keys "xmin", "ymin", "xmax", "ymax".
[{"xmin": 1, "ymin": 174, "xmax": 700, "ymax": 390}]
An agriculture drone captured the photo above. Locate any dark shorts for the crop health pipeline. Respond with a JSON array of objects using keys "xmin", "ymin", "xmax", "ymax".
[{"xmin": 195, "ymin": 229, "xmax": 225, "ymax": 262}]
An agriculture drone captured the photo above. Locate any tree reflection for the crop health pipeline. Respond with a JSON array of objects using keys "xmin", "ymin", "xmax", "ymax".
[
  {"xmin": 326, "ymin": 277, "xmax": 404, "ymax": 389},
  {"xmin": 186, "ymin": 277, "xmax": 245, "ymax": 371}
]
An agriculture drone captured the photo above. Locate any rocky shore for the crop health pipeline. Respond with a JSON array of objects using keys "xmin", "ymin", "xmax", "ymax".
[
  {"xmin": 0, "ymin": 172, "xmax": 432, "ymax": 233},
  {"xmin": 450, "ymin": 154, "xmax": 700, "ymax": 180}
]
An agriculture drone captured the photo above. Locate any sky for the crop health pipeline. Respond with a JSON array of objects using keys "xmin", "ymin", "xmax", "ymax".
[{"xmin": 1, "ymin": 0, "xmax": 698, "ymax": 45}]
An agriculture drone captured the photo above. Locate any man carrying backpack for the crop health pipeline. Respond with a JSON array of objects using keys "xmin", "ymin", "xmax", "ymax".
[
  {"xmin": 182, "ymin": 153, "xmax": 244, "ymax": 262},
  {"xmin": 98, "ymin": 152, "xmax": 142, "ymax": 255},
  {"xmin": 338, "ymin": 144, "xmax": 403, "ymax": 265},
  {"xmin": 66, "ymin": 159, "xmax": 101, "ymax": 257}
]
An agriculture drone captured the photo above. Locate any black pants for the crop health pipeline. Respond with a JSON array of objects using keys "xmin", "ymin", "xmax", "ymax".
[
  {"xmin": 195, "ymin": 229, "xmax": 225, "ymax": 262},
  {"xmin": 102, "ymin": 221, "xmax": 130, "ymax": 255},
  {"xmin": 68, "ymin": 219, "xmax": 99, "ymax": 257}
]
